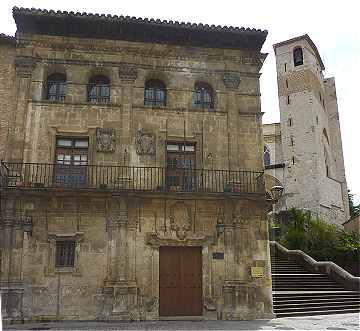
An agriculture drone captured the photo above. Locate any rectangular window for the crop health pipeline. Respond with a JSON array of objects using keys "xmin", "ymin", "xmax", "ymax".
[
  {"xmin": 287, "ymin": 95, "xmax": 291, "ymax": 105},
  {"xmin": 55, "ymin": 137, "xmax": 89, "ymax": 187},
  {"xmin": 286, "ymin": 79, "xmax": 289, "ymax": 88},
  {"xmin": 291, "ymin": 137, "xmax": 294, "ymax": 146},
  {"xmin": 292, "ymin": 156, "xmax": 295, "ymax": 165},
  {"xmin": 288, "ymin": 118, "xmax": 292, "ymax": 127},
  {"xmin": 284, "ymin": 63, "xmax": 287, "ymax": 72},
  {"xmin": 165, "ymin": 142, "xmax": 196, "ymax": 192},
  {"xmin": 55, "ymin": 241, "xmax": 75, "ymax": 267}
]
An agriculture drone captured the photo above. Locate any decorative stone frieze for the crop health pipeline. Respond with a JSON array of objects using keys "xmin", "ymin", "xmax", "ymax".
[
  {"xmin": 96, "ymin": 128, "xmax": 116, "ymax": 153},
  {"xmin": 223, "ymin": 71, "xmax": 241, "ymax": 90},
  {"xmin": 135, "ymin": 129, "xmax": 156, "ymax": 155},
  {"xmin": 119, "ymin": 63, "xmax": 138, "ymax": 82},
  {"xmin": 14, "ymin": 56, "xmax": 37, "ymax": 78}
]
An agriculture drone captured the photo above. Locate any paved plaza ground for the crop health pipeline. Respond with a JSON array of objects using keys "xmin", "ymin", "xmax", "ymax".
[{"xmin": 3, "ymin": 313, "xmax": 360, "ymax": 330}]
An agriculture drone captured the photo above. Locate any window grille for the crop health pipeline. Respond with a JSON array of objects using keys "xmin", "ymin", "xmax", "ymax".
[
  {"xmin": 46, "ymin": 73, "xmax": 66, "ymax": 101},
  {"xmin": 55, "ymin": 241, "xmax": 75, "ymax": 267},
  {"xmin": 88, "ymin": 75, "xmax": 110, "ymax": 103},
  {"xmin": 144, "ymin": 79, "xmax": 166, "ymax": 107},
  {"xmin": 193, "ymin": 82, "xmax": 214, "ymax": 110}
]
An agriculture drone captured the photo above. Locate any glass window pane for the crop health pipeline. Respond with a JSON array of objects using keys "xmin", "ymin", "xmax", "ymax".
[
  {"xmin": 57, "ymin": 139, "xmax": 72, "ymax": 147},
  {"xmin": 74, "ymin": 140, "xmax": 88, "ymax": 148},
  {"xmin": 183, "ymin": 145, "xmax": 195, "ymax": 152},
  {"xmin": 166, "ymin": 144, "xmax": 179, "ymax": 151}
]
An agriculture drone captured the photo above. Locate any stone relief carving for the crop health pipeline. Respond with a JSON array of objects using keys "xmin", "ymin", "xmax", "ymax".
[
  {"xmin": 96, "ymin": 128, "xmax": 116, "ymax": 153},
  {"xmin": 119, "ymin": 63, "xmax": 138, "ymax": 81},
  {"xmin": 223, "ymin": 71, "xmax": 241, "ymax": 90},
  {"xmin": 135, "ymin": 129, "xmax": 156, "ymax": 155},
  {"xmin": 169, "ymin": 201, "xmax": 192, "ymax": 240}
]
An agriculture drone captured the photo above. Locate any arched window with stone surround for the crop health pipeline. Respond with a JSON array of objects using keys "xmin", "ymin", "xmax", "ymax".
[
  {"xmin": 264, "ymin": 145, "xmax": 271, "ymax": 166},
  {"xmin": 193, "ymin": 82, "xmax": 214, "ymax": 110},
  {"xmin": 144, "ymin": 79, "xmax": 166, "ymax": 107},
  {"xmin": 293, "ymin": 47, "xmax": 303, "ymax": 66},
  {"xmin": 46, "ymin": 73, "xmax": 66, "ymax": 101},
  {"xmin": 87, "ymin": 75, "xmax": 110, "ymax": 103}
]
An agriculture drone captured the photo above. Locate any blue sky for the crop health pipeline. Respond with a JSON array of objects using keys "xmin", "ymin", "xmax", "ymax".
[{"xmin": 1, "ymin": 0, "xmax": 359, "ymax": 203}]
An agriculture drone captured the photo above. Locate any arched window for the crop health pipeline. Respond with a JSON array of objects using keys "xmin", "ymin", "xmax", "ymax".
[
  {"xmin": 193, "ymin": 82, "xmax": 214, "ymax": 110},
  {"xmin": 144, "ymin": 79, "xmax": 166, "ymax": 107},
  {"xmin": 88, "ymin": 75, "xmax": 110, "ymax": 103},
  {"xmin": 46, "ymin": 73, "xmax": 66, "ymax": 101},
  {"xmin": 293, "ymin": 47, "xmax": 303, "ymax": 66},
  {"xmin": 264, "ymin": 145, "xmax": 271, "ymax": 166}
]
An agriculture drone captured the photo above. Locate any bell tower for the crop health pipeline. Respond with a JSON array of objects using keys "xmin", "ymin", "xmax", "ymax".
[{"xmin": 273, "ymin": 35, "xmax": 349, "ymax": 224}]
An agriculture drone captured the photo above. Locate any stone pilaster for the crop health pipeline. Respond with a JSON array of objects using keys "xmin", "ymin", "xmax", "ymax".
[
  {"xmin": 102, "ymin": 197, "xmax": 138, "ymax": 320},
  {"xmin": 9, "ymin": 56, "xmax": 37, "ymax": 162},
  {"xmin": 0, "ymin": 198, "xmax": 24, "ymax": 323}
]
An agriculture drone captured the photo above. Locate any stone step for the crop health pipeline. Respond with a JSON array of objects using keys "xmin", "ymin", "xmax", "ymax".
[
  {"xmin": 276, "ymin": 299, "xmax": 360, "ymax": 310},
  {"xmin": 275, "ymin": 307, "xmax": 360, "ymax": 318},
  {"xmin": 274, "ymin": 303, "xmax": 360, "ymax": 313}
]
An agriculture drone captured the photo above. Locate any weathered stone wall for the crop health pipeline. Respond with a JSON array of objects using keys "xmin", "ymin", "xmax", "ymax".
[
  {"xmin": 9, "ymin": 194, "xmax": 272, "ymax": 322},
  {"xmin": 1, "ymin": 29, "xmax": 271, "ymax": 322},
  {"xmin": 0, "ymin": 41, "xmax": 16, "ymax": 160}
]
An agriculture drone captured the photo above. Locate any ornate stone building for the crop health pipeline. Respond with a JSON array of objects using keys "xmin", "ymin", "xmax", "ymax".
[
  {"xmin": 264, "ymin": 35, "xmax": 350, "ymax": 225},
  {"xmin": 0, "ymin": 8, "xmax": 272, "ymax": 323}
]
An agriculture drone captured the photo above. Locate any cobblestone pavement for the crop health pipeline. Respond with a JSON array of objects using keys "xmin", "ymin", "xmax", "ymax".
[{"xmin": 4, "ymin": 313, "xmax": 360, "ymax": 330}]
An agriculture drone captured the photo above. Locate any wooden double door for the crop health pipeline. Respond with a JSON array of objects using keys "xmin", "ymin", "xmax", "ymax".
[{"xmin": 159, "ymin": 246, "xmax": 202, "ymax": 316}]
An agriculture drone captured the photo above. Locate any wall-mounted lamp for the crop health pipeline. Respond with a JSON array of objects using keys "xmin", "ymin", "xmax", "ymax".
[{"xmin": 269, "ymin": 185, "xmax": 284, "ymax": 203}]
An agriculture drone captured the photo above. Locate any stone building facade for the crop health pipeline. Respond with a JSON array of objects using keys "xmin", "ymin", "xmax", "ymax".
[
  {"xmin": 0, "ymin": 8, "xmax": 272, "ymax": 323},
  {"xmin": 263, "ymin": 35, "xmax": 350, "ymax": 225}
]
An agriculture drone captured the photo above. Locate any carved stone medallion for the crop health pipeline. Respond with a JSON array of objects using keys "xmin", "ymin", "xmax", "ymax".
[
  {"xmin": 135, "ymin": 129, "xmax": 155, "ymax": 155},
  {"xmin": 96, "ymin": 128, "xmax": 116, "ymax": 153}
]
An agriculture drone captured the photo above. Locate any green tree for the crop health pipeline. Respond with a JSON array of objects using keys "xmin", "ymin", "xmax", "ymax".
[{"xmin": 348, "ymin": 190, "xmax": 360, "ymax": 218}]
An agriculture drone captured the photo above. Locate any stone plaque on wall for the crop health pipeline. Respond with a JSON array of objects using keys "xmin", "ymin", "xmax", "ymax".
[
  {"xmin": 96, "ymin": 128, "xmax": 116, "ymax": 153},
  {"xmin": 251, "ymin": 266, "xmax": 264, "ymax": 278}
]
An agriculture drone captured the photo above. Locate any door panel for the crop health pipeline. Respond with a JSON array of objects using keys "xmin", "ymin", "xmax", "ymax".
[{"xmin": 159, "ymin": 246, "xmax": 202, "ymax": 316}]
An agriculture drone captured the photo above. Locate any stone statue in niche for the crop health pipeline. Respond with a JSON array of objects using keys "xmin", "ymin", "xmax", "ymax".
[
  {"xmin": 96, "ymin": 128, "xmax": 116, "ymax": 153},
  {"xmin": 169, "ymin": 201, "xmax": 192, "ymax": 240},
  {"xmin": 135, "ymin": 129, "xmax": 155, "ymax": 155}
]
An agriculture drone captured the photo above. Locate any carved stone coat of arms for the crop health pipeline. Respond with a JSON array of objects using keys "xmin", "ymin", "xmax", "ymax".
[
  {"xmin": 135, "ymin": 129, "xmax": 155, "ymax": 155},
  {"xmin": 96, "ymin": 128, "xmax": 116, "ymax": 153}
]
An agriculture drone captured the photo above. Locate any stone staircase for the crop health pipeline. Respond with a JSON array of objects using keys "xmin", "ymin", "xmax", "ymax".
[{"xmin": 271, "ymin": 246, "xmax": 360, "ymax": 317}]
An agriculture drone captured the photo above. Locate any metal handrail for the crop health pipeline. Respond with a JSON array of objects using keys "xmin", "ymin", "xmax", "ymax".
[{"xmin": 0, "ymin": 162, "xmax": 265, "ymax": 194}]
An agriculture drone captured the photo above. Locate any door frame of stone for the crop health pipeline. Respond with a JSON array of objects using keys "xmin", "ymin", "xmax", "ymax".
[{"xmin": 146, "ymin": 233, "xmax": 215, "ymax": 319}]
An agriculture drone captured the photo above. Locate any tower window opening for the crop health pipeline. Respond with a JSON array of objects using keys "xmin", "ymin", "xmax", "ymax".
[
  {"xmin": 287, "ymin": 95, "xmax": 290, "ymax": 105},
  {"xmin": 292, "ymin": 156, "xmax": 295, "ymax": 165},
  {"xmin": 288, "ymin": 118, "xmax": 292, "ymax": 127},
  {"xmin": 286, "ymin": 79, "xmax": 289, "ymax": 88},
  {"xmin": 293, "ymin": 47, "xmax": 303, "ymax": 66},
  {"xmin": 284, "ymin": 63, "xmax": 287, "ymax": 72},
  {"xmin": 290, "ymin": 137, "xmax": 294, "ymax": 146}
]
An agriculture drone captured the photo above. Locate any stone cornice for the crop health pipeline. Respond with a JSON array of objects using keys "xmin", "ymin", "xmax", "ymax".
[{"xmin": 13, "ymin": 7, "xmax": 267, "ymax": 51}]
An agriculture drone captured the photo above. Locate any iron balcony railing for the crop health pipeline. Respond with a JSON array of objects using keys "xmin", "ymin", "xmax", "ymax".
[{"xmin": 0, "ymin": 162, "xmax": 265, "ymax": 194}]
